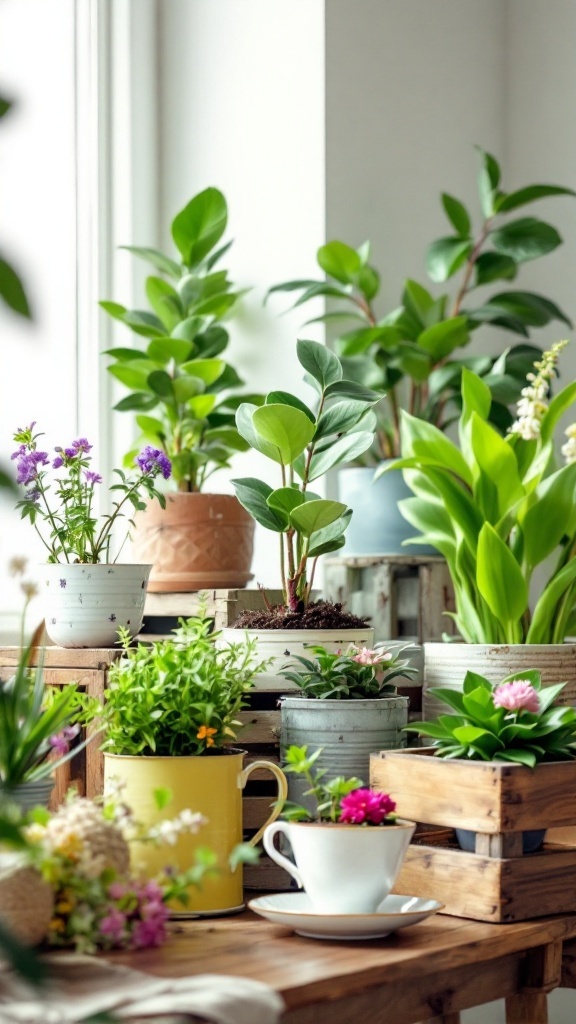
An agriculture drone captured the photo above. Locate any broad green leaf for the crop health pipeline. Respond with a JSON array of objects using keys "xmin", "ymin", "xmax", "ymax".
[
  {"xmin": 123, "ymin": 310, "xmax": 165, "ymax": 337},
  {"xmin": 231, "ymin": 478, "xmax": 287, "ymax": 532},
  {"xmin": 179, "ymin": 358, "xmax": 225, "ymax": 385},
  {"xmin": 290, "ymin": 499, "xmax": 347, "ymax": 537},
  {"xmin": 136, "ymin": 415, "xmax": 165, "ymax": 439},
  {"xmin": 521, "ymin": 464, "xmax": 576, "ymax": 567},
  {"xmin": 490, "ymin": 217, "xmax": 562, "ymax": 262},
  {"xmin": 339, "ymin": 325, "xmax": 401, "ymax": 357},
  {"xmin": 307, "ymin": 431, "xmax": 375, "ymax": 480},
  {"xmin": 470, "ymin": 413, "xmax": 524, "ymax": 519},
  {"xmin": 541, "ymin": 380, "xmax": 576, "ymax": 445},
  {"xmin": 120, "ymin": 245, "xmax": 181, "ymax": 277},
  {"xmin": 104, "ymin": 347, "xmax": 148, "ymax": 361},
  {"xmin": 236, "ymin": 403, "xmax": 282, "ymax": 461},
  {"xmin": 108, "ymin": 364, "xmax": 153, "ymax": 391},
  {"xmin": 308, "ymin": 509, "xmax": 352, "ymax": 556},
  {"xmin": 485, "ymin": 291, "xmax": 571, "ymax": 328},
  {"xmin": 171, "ymin": 187, "xmax": 228, "ymax": 268},
  {"xmin": 252, "ymin": 404, "xmax": 315, "ymax": 465},
  {"xmin": 441, "ymin": 193, "xmax": 471, "ymax": 237},
  {"xmin": 356, "ymin": 264, "xmax": 380, "ymax": 300},
  {"xmin": 315, "ymin": 399, "xmax": 375, "ymax": 440},
  {"xmin": 417, "ymin": 316, "xmax": 469, "ymax": 363},
  {"xmin": 264, "ymin": 278, "xmax": 321, "ymax": 303},
  {"xmin": 495, "ymin": 184, "xmax": 576, "ymax": 213},
  {"xmin": 145, "ymin": 276, "xmax": 183, "ymax": 331},
  {"xmin": 267, "ymin": 487, "xmax": 308, "ymax": 518},
  {"xmin": 114, "ymin": 393, "xmax": 158, "ymax": 412},
  {"xmin": 324, "ymin": 380, "xmax": 382, "ymax": 402},
  {"xmin": 400, "ymin": 410, "xmax": 473, "ymax": 486},
  {"xmin": 528, "ymin": 557, "xmax": 576, "ymax": 643},
  {"xmin": 476, "ymin": 523, "xmax": 528, "ymax": 622},
  {"xmin": 296, "ymin": 339, "xmax": 342, "ymax": 389},
  {"xmin": 188, "ymin": 394, "xmax": 216, "ymax": 418},
  {"xmin": 147, "ymin": 338, "xmax": 193, "ymax": 365},
  {"xmin": 266, "ymin": 391, "xmax": 316, "ymax": 423},
  {"xmin": 173, "ymin": 376, "xmax": 204, "ymax": 403},
  {"xmin": 194, "ymin": 325, "xmax": 229, "ymax": 358},
  {"xmin": 425, "ymin": 238, "xmax": 472, "ymax": 283},
  {"xmin": 396, "ymin": 342, "xmax": 432, "ymax": 382},
  {"xmin": 317, "ymin": 240, "xmax": 361, "ymax": 283},
  {"xmin": 402, "ymin": 280, "xmax": 435, "ymax": 323},
  {"xmin": 0, "ymin": 256, "xmax": 31, "ymax": 317},
  {"xmin": 477, "ymin": 148, "xmax": 500, "ymax": 217},
  {"xmin": 474, "ymin": 252, "xmax": 517, "ymax": 285},
  {"xmin": 147, "ymin": 370, "xmax": 175, "ymax": 400},
  {"xmin": 171, "ymin": 316, "xmax": 204, "ymax": 342},
  {"xmin": 461, "ymin": 367, "xmax": 491, "ymax": 423}
]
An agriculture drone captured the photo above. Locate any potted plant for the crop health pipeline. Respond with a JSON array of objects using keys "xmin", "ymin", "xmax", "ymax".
[
  {"xmin": 370, "ymin": 670, "xmax": 576, "ymax": 922},
  {"xmin": 221, "ymin": 338, "xmax": 382, "ymax": 676},
  {"xmin": 278, "ymin": 642, "xmax": 416, "ymax": 811},
  {"xmin": 11, "ymin": 423, "xmax": 170, "ymax": 647},
  {"xmin": 81, "ymin": 610, "xmax": 287, "ymax": 915},
  {"xmin": 260, "ymin": 745, "xmax": 415, "ymax": 917},
  {"xmin": 268, "ymin": 149, "xmax": 575, "ymax": 555},
  {"xmin": 379, "ymin": 341, "xmax": 576, "ymax": 712},
  {"xmin": 102, "ymin": 187, "xmax": 262, "ymax": 592}
]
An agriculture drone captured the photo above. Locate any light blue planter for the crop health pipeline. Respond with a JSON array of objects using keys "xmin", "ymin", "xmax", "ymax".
[{"xmin": 338, "ymin": 466, "xmax": 436, "ymax": 557}]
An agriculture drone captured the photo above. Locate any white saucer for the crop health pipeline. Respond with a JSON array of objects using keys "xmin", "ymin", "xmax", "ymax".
[{"xmin": 248, "ymin": 892, "xmax": 443, "ymax": 940}]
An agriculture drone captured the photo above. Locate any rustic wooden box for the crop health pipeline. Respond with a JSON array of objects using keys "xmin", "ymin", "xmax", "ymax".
[
  {"xmin": 0, "ymin": 646, "xmax": 122, "ymax": 810},
  {"xmin": 323, "ymin": 554, "xmax": 457, "ymax": 643},
  {"xmin": 370, "ymin": 748, "xmax": 576, "ymax": 923}
]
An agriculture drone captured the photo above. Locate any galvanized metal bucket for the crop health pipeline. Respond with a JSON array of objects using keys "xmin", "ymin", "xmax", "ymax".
[{"xmin": 280, "ymin": 696, "xmax": 409, "ymax": 812}]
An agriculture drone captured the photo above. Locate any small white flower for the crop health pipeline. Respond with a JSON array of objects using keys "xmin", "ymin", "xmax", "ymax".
[
  {"xmin": 177, "ymin": 809, "xmax": 207, "ymax": 834},
  {"xmin": 562, "ymin": 424, "xmax": 576, "ymax": 464}
]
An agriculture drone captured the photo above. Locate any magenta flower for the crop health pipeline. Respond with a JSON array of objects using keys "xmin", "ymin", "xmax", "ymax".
[
  {"xmin": 339, "ymin": 788, "xmax": 396, "ymax": 825},
  {"xmin": 352, "ymin": 647, "xmax": 392, "ymax": 667},
  {"xmin": 99, "ymin": 907, "xmax": 128, "ymax": 943},
  {"xmin": 49, "ymin": 724, "xmax": 80, "ymax": 756},
  {"xmin": 136, "ymin": 446, "xmax": 172, "ymax": 480},
  {"xmin": 107, "ymin": 881, "xmax": 128, "ymax": 901},
  {"xmin": 131, "ymin": 903, "xmax": 169, "ymax": 948},
  {"xmin": 493, "ymin": 680, "xmax": 540, "ymax": 714}
]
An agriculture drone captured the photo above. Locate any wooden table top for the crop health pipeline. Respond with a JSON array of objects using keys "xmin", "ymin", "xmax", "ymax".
[{"xmin": 108, "ymin": 906, "xmax": 576, "ymax": 1023}]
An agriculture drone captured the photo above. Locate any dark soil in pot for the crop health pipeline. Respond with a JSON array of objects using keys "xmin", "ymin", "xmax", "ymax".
[{"xmin": 231, "ymin": 600, "xmax": 369, "ymax": 630}]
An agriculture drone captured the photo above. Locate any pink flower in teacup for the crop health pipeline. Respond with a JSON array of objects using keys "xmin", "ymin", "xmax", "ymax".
[
  {"xmin": 339, "ymin": 788, "xmax": 396, "ymax": 825},
  {"xmin": 493, "ymin": 680, "xmax": 541, "ymax": 714}
]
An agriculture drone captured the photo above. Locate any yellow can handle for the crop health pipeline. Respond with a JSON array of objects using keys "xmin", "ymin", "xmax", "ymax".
[{"xmin": 240, "ymin": 760, "xmax": 288, "ymax": 847}]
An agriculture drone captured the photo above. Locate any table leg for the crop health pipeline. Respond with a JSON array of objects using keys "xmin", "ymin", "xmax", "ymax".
[{"xmin": 505, "ymin": 992, "xmax": 548, "ymax": 1024}]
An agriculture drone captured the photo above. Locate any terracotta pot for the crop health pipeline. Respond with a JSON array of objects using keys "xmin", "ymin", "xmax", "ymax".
[{"xmin": 131, "ymin": 493, "xmax": 255, "ymax": 592}]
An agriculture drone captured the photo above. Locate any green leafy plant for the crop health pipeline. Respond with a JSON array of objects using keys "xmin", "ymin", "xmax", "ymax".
[
  {"xmin": 279, "ymin": 642, "xmax": 416, "ymax": 699},
  {"xmin": 82, "ymin": 612, "xmax": 271, "ymax": 756},
  {"xmin": 232, "ymin": 338, "xmax": 382, "ymax": 612},
  {"xmin": 381, "ymin": 342, "xmax": 576, "ymax": 644},
  {"xmin": 268, "ymin": 149, "xmax": 574, "ymax": 458},
  {"xmin": 102, "ymin": 187, "xmax": 262, "ymax": 493},
  {"xmin": 406, "ymin": 669, "xmax": 576, "ymax": 768},
  {"xmin": 280, "ymin": 744, "xmax": 398, "ymax": 824}
]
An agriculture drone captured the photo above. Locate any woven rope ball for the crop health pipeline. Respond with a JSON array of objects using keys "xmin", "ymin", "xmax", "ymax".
[{"xmin": 0, "ymin": 856, "xmax": 54, "ymax": 947}]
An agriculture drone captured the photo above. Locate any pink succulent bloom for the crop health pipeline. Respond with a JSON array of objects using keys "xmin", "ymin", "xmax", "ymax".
[
  {"xmin": 352, "ymin": 647, "xmax": 392, "ymax": 667},
  {"xmin": 493, "ymin": 680, "xmax": 541, "ymax": 714},
  {"xmin": 339, "ymin": 788, "xmax": 396, "ymax": 825},
  {"xmin": 99, "ymin": 907, "xmax": 127, "ymax": 943}
]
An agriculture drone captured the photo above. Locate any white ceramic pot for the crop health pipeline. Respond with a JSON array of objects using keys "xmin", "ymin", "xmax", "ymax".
[
  {"xmin": 263, "ymin": 818, "xmax": 415, "ymax": 914},
  {"xmin": 423, "ymin": 642, "xmax": 576, "ymax": 721},
  {"xmin": 220, "ymin": 626, "xmax": 375, "ymax": 690},
  {"xmin": 43, "ymin": 563, "xmax": 152, "ymax": 648}
]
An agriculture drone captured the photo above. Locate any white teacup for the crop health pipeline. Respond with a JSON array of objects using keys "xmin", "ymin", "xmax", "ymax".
[{"xmin": 263, "ymin": 818, "xmax": 415, "ymax": 915}]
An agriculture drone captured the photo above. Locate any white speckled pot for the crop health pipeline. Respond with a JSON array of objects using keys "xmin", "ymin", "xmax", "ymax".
[{"xmin": 43, "ymin": 563, "xmax": 152, "ymax": 648}]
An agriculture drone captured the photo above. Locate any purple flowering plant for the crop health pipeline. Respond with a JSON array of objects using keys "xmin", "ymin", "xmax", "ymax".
[
  {"xmin": 407, "ymin": 668, "xmax": 576, "ymax": 768},
  {"xmin": 280, "ymin": 744, "xmax": 398, "ymax": 825},
  {"xmin": 11, "ymin": 423, "xmax": 171, "ymax": 563}
]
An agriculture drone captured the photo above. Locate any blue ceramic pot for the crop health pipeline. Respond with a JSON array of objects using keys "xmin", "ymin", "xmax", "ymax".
[{"xmin": 338, "ymin": 466, "xmax": 436, "ymax": 557}]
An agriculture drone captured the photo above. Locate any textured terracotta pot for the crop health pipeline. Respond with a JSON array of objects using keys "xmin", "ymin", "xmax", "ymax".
[{"xmin": 131, "ymin": 493, "xmax": 255, "ymax": 592}]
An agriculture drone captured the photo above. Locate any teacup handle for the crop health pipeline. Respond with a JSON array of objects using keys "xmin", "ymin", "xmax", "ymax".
[
  {"xmin": 262, "ymin": 821, "xmax": 303, "ymax": 888},
  {"xmin": 240, "ymin": 761, "xmax": 288, "ymax": 848}
]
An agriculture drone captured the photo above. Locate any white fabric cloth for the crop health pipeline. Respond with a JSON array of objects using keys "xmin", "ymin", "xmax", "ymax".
[{"xmin": 0, "ymin": 954, "xmax": 285, "ymax": 1024}]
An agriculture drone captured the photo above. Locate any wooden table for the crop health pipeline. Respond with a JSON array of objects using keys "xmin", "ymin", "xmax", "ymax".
[{"xmin": 109, "ymin": 906, "xmax": 576, "ymax": 1024}]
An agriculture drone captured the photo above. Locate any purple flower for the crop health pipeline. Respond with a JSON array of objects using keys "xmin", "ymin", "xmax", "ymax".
[
  {"xmin": 72, "ymin": 438, "xmax": 93, "ymax": 453},
  {"xmin": 136, "ymin": 446, "xmax": 172, "ymax": 480},
  {"xmin": 52, "ymin": 456, "xmax": 64, "ymax": 469},
  {"xmin": 339, "ymin": 788, "xmax": 397, "ymax": 825},
  {"xmin": 48, "ymin": 724, "xmax": 80, "ymax": 756},
  {"xmin": 99, "ymin": 907, "xmax": 128, "ymax": 943},
  {"xmin": 64, "ymin": 447, "xmax": 77, "ymax": 459},
  {"xmin": 10, "ymin": 445, "xmax": 26, "ymax": 461},
  {"xmin": 14, "ymin": 450, "xmax": 49, "ymax": 485},
  {"xmin": 493, "ymin": 680, "xmax": 541, "ymax": 714},
  {"xmin": 26, "ymin": 489, "xmax": 41, "ymax": 503},
  {"xmin": 84, "ymin": 470, "xmax": 102, "ymax": 484}
]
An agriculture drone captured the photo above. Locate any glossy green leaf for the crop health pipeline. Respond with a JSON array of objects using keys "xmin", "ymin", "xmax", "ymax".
[
  {"xmin": 252, "ymin": 404, "xmax": 315, "ymax": 465},
  {"xmin": 231, "ymin": 477, "xmax": 287, "ymax": 532},
  {"xmin": 171, "ymin": 316, "xmax": 204, "ymax": 343},
  {"xmin": 521, "ymin": 464, "xmax": 576, "ymax": 567},
  {"xmin": 0, "ymin": 256, "xmax": 31, "ymax": 317},
  {"xmin": 236, "ymin": 404, "xmax": 281, "ymax": 461},
  {"xmin": 145, "ymin": 276, "xmax": 183, "ymax": 332},
  {"xmin": 179, "ymin": 358, "xmax": 225, "ymax": 385},
  {"xmin": 308, "ymin": 509, "xmax": 352, "ymax": 556},
  {"xmin": 528, "ymin": 558, "xmax": 576, "ymax": 643},
  {"xmin": 474, "ymin": 252, "xmax": 518, "ymax": 285},
  {"xmin": 188, "ymin": 394, "xmax": 217, "ymax": 418},
  {"xmin": 324, "ymin": 379, "xmax": 382, "ymax": 402},
  {"xmin": 315, "ymin": 399, "xmax": 375, "ymax": 439},
  {"xmin": 136, "ymin": 415, "xmax": 165, "ymax": 439},
  {"xmin": 307, "ymin": 431, "xmax": 375, "ymax": 480},
  {"xmin": 476, "ymin": 523, "xmax": 528, "ymax": 622},
  {"xmin": 484, "ymin": 291, "xmax": 571, "ymax": 328},
  {"xmin": 395, "ymin": 342, "xmax": 432, "ymax": 382},
  {"xmin": 290, "ymin": 499, "xmax": 347, "ymax": 537},
  {"xmin": 317, "ymin": 240, "xmax": 361, "ymax": 283},
  {"xmin": 425, "ymin": 238, "xmax": 472, "ymax": 283},
  {"xmin": 495, "ymin": 184, "xmax": 576, "ymax": 213},
  {"xmin": 267, "ymin": 487, "xmax": 308, "ymax": 518},
  {"xmin": 194, "ymin": 325, "xmax": 229, "ymax": 358},
  {"xmin": 171, "ymin": 187, "xmax": 227, "ymax": 268},
  {"xmin": 173, "ymin": 376, "xmax": 204, "ymax": 403},
  {"xmin": 441, "ymin": 193, "xmax": 471, "ymax": 237},
  {"xmin": 114, "ymin": 393, "xmax": 158, "ymax": 412},
  {"xmin": 105, "ymin": 346, "xmax": 148, "ymax": 361},
  {"xmin": 297, "ymin": 339, "xmax": 343, "ymax": 389},
  {"xmin": 120, "ymin": 245, "xmax": 181, "ymax": 278},
  {"xmin": 339, "ymin": 325, "xmax": 402, "ymax": 357},
  {"xmin": 108, "ymin": 364, "xmax": 153, "ymax": 391},
  {"xmin": 356, "ymin": 264, "xmax": 380, "ymax": 300},
  {"xmin": 417, "ymin": 316, "xmax": 469, "ymax": 363},
  {"xmin": 470, "ymin": 413, "xmax": 524, "ymax": 519},
  {"xmin": 146, "ymin": 338, "xmax": 193, "ymax": 365},
  {"xmin": 400, "ymin": 411, "xmax": 473, "ymax": 486},
  {"xmin": 264, "ymin": 279, "xmax": 320, "ymax": 303},
  {"xmin": 265, "ymin": 391, "xmax": 316, "ymax": 423},
  {"xmin": 490, "ymin": 217, "xmax": 562, "ymax": 261},
  {"xmin": 147, "ymin": 370, "xmax": 175, "ymax": 400},
  {"xmin": 541, "ymin": 381, "xmax": 576, "ymax": 445}
]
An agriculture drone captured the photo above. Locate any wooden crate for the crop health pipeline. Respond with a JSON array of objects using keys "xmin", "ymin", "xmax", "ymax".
[
  {"xmin": 370, "ymin": 747, "xmax": 576, "ymax": 922},
  {"xmin": 323, "ymin": 554, "xmax": 456, "ymax": 643},
  {"xmin": 141, "ymin": 588, "xmax": 285, "ymax": 635},
  {"xmin": 0, "ymin": 646, "xmax": 122, "ymax": 810}
]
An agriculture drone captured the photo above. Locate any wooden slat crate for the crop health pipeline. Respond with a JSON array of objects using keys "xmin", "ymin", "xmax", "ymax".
[
  {"xmin": 323, "ymin": 554, "xmax": 457, "ymax": 643},
  {"xmin": 0, "ymin": 646, "xmax": 122, "ymax": 809},
  {"xmin": 370, "ymin": 747, "xmax": 576, "ymax": 922},
  {"xmin": 141, "ymin": 588, "xmax": 285, "ymax": 634}
]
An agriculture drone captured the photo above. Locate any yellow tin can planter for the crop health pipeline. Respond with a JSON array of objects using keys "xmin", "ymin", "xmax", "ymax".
[{"xmin": 104, "ymin": 749, "xmax": 287, "ymax": 916}]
